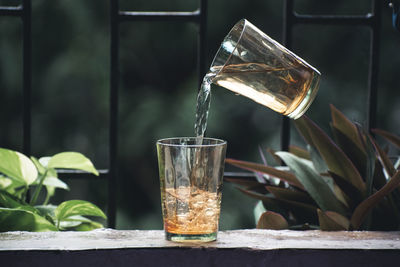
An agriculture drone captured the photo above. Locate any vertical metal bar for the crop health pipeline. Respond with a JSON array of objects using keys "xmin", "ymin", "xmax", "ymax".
[
  {"xmin": 108, "ymin": 0, "xmax": 119, "ymax": 229},
  {"xmin": 281, "ymin": 0, "xmax": 294, "ymax": 152},
  {"xmin": 22, "ymin": 0, "xmax": 31, "ymax": 156},
  {"xmin": 197, "ymin": 0, "xmax": 207, "ymax": 87},
  {"xmin": 367, "ymin": 0, "xmax": 381, "ymax": 131}
]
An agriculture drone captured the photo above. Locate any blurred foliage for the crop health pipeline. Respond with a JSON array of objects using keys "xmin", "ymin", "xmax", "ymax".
[
  {"xmin": 0, "ymin": 0, "xmax": 399, "ymax": 230},
  {"xmin": 227, "ymin": 105, "xmax": 400, "ymax": 231},
  {"xmin": 0, "ymin": 148, "xmax": 106, "ymax": 231}
]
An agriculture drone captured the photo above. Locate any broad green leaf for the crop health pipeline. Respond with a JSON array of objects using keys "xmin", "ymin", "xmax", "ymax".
[
  {"xmin": 0, "ymin": 175, "xmax": 12, "ymax": 189},
  {"xmin": 289, "ymin": 145, "xmax": 311, "ymax": 160},
  {"xmin": 0, "ymin": 148, "xmax": 37, "ymax": 185},
  {"xmin": 317, "ymin": 209, "xmax": 350, "ymax": 231},
  {"xmin": 226, "ymin": 158, "xmax": 304, "ymax": 190},
  {"xmin": 351, "ymin": 170, "xmax": 400, "ymax": 230},
  {"xmin": 295, "ymin": 116, "xmax": 366, "ymax": 194},
  {"xmin": 39, "ymin": 157, "xmax": 51, "ymax": 168},
  {"xmin": 266, "ymin": 186, "xmax": 316, "ymax": 205},
  {"xmin": 330, "ymin": 104, "xmax": 365, "ymax": 152},
  {"xmin": 30, "ymin": 156, "xmax": 46, "ymax": 175},
  {"xmin": 0, "ymin": 190, "xmax": 25, "ymax": 208},
  {"xmin": 43, "ymin": 177, "xmax": 69, "ymax": 190},
  {"xmin": 257, "ymin": 211, "xmax": 289, "ymax": 230},
  {"xmin": 276, "ymin": 152, "xmax": 348, "ymax": 216},
  {"xmin": 55, "ymin": 200, "xmax": 106, "ymax": 223},
  {"xmin": 58, "ymin": 215, "xmax": 103, "ymax": 231},
  {"xmin": 308, "ymin": 145, "xmax": 328, "ymax": 174},
  {"xmin": 72, "ymin": 220, "xmax": 103, "ymax": 231},
  {"xmin": 372, "ymin": 129, "xmax": 400, "ymax": 149},
  {"xmin": 0, "ymin": 207, "xmax": 57, "ymax": 232},
  {"xmin": 35, "ymin": 204, "xmax": 56, "ymax": 218},
  {"xmin": 48, "ymin": 152, "xmax": 99, "ymax": 176}
]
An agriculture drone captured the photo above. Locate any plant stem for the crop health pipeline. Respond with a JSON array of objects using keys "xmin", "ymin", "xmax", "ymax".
[{"xmin": 30, "ymin": 169, "xmax": 48, "ymax": 206}]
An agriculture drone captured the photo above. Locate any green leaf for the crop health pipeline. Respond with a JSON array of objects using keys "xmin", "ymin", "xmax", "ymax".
[
  {"xmin": 0, "ymin": 148, "xmax": 37, "ymax": 185},
  {"xmin": 30, "ymin": 156, "xmax": 46, "ymax": 175},
  {"xmin": 308, "ymin": 145, "xmax": 328, "ymax": 174},
  {"xmin": 226, "ymin": 158, "xmax": 304, "ymax": 190},
  {"xmin": 48, "ymin": 152, "xmax": 99, "ymax": 176},
  {"xmin": 43, "ymin": 177, "xmax": 69, "ymax": 190},
  {"xmin": 72, "ymin": 220, "xmax": 103, "ymax": 231},
  {"xmin": 276, "ymin": 152, "xmax": 348, "ymax": 216},
  {"xmin": 0, "ymin": 190, "xmax": 25, "ymax": 208},
  {"xmin": 55, "ymin": 200, "xmax": 106, "ymax": 224},
  {"xmin": 35, "ymin": 204, "xmax": 56, "ymax": 218},
  {"xmin": 351, "ymin": 170, "xmax": 400, "ymax": 230},
  {"xmin": 317, "ymin": 209, "xmax": 350, "ymax": 231},
  {"xmin": 372, "ymin": 129, "xmax": 400, "ymax": 149},
  {"xmin": 294, "ymin": 116, "xmax": 366, "ymax": 195},
  {"xmin": 257, "ymin": 211, "xmax": 289, "ymax": 230},
  {"xmin": 0, "ymin": 207, "xmax": 57, "ymax": 232}
]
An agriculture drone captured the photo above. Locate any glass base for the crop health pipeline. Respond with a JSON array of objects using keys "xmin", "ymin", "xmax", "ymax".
[
  {"xmin": 287, "ymin": 72, "xmax": 321, "ymax": 120},
  {"xmin": 166, "ymin": 232, "xmax": 217, "ymax": 243}
]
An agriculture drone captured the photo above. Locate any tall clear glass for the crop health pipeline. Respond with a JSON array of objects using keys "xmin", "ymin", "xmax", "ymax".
[
  {"xmin": 156, "ymin": 137, "xmax": 227, "ymax": 242},
  {"xmin": 208, "ymin": 19, "xmax": 321, "ymax": 119}
]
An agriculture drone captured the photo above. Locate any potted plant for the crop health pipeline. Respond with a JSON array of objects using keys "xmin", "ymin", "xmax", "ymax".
[
  {"xmin": 226, "ymin": 105, "xmax": 400, "ymax": 231},
  {"xmin": 0, "ymin": 150, "xmax": 106, "ymax": 231}
]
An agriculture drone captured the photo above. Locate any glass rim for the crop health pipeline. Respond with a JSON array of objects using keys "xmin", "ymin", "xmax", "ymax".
[
  {"xmin": 156, "ymin": 137, "xmax": 227, "ymax": 147},
  {"xmin": 209, "ymin": 18, "xmax": 248, "ymax": 79},
  {"xmin": 210, "ymin": 18, "xmax": 321, "ymax": 77}
]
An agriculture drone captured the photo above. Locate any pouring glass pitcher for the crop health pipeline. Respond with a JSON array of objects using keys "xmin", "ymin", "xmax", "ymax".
[{"xmin": 207, "ymin": 19, "xmax": 320, "ymax": 119}]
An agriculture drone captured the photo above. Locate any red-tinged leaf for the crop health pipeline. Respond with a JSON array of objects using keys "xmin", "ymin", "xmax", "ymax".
[
  {"xmin": 226, "ymin": 158, "xmax": 304, "ymax": 190},
  {"xmin": 351, "ymin": 170, "xmax": 400, "ymax": 230},
  {"xmin": 294, "ymin": 115, "xmax": 315, "ymax": 147},
  {"xmin": 237, "ymin": 187, "xmax": 318, "ymax": 224},
  {"xmin": 266, "ymin": 148, "xmax": 281, "ymax": 164},
  {"xmin": 289, "ymin": 145, "xmax": 311, "ymax": 160},
  {"xmin": 330, "ymin": 125, "xmax": 366, "ymax": 177},
  {"xmin": 328, "ymin": 171, "xmax": 362, "ymax": 208},
  {"xmin": 257, "ymin": 211, "xmax": 289, "ymax": 230},
  {"xmin": 330, "ymin": 104, "xmax": 365, "ymax": 152},
  {"xmin": 368, "ymin": 134, "xmax": 396, "ymax": 177},
  {"xmin": 266, "ymin": 186, "xmax": 316, "ymax": 205},
  {"xmin": 224, "ymin": 177, "xmax": 262, "ymax": 189},
  {"xmin": 372, "ymin": 129, "xmax": 400, "ymax": 149},
  {"xmin": 295, "ymin": 116, "xmax": 366, "ymax": 195},
  {"xmin": 317, "ymin": 209, "xmax": 350, "ymax": 231}
]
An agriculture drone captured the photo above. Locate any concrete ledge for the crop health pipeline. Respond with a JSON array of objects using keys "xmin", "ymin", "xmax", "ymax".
[{"xmin": 1, "ymin": 229, "xmax": 400, "ymax": 267}]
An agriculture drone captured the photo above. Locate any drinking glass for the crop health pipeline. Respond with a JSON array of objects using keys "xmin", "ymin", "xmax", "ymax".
[
  {"xmin": 208, "ymin": 19, "xmax": 321, "ymax": 119},
  {"xmin": 156, "ymin": 137, "xmax": 227, "ymax": 242}
]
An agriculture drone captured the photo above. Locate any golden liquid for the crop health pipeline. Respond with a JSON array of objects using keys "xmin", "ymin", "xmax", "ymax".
[
  {"xmin": 211, "ymin": 62, "xmax": 316, "ymax": 115},
  {"xmin": 162, "ymin": 187, "xmax": 221, "ymax": 235}
]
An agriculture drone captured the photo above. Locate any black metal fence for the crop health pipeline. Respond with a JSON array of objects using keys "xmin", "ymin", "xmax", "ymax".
[{"xmin": 0, "ymin": 0, "xmax": 384, "ymax": 228}]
